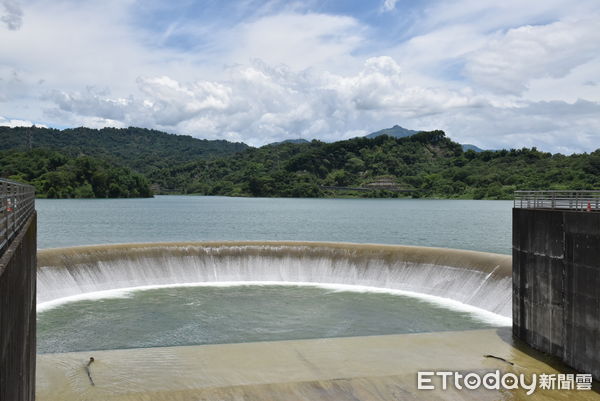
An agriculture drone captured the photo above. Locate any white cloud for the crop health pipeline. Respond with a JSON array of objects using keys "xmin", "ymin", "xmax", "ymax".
[
  {"xmin": 464, "ymin": 18, "xmax": 600, "ymax": 94},
  {"xmin": 1, "ymin": 0, "xmax": 22, "ymax": 30},
  {"xmin": 1, "ymin": 0, "xmax": 600, "ymax": 153},
  {"xmin": 412, "ymin": 99, "xmax": 600, "ymax": 154},
  {"xmin": 79, "ymin": 116, "xmax": 125, "ymax": 129},
  {"xmin": 0, "ymin": 116, "xmax": 46, "ymax": 127},
  {"xmin": 39, "ymin": 52, "xmax": 600, "ymax": 152},
  {"xmin": 525, "ymin": 58, "xmax": 600, "ymax": 103},
  {"xmin": 225, "ymin": 13, "xmax": 364, "ymax": 72},
  {"xmin": 417, "ymin": 0, "xmax": 598, "ymax": 34},
  {"xmin": 46, "ymin": 57, "xmax": 488, "ymax": 146},
  {"xmin": 381, "ymin": 0, "xmax": 399, "ymax": 12}
]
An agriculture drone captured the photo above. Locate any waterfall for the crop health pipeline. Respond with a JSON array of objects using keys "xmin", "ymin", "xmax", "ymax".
[{"xmin": 37, "ymin": 242, "xmax": 512, "ymax": 318}]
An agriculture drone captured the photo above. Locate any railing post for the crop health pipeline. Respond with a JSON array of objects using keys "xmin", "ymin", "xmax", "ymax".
[
  {"xmin": 9, "ymin": 182, "xmax": 13, "ymax": 235},
  {"xmin": 569, "ymin": 194, "xmax": 573, "ymax": 210},
  {"xmin": 3, "ymin": 182, "xmax": 7, "ymax": 246}
]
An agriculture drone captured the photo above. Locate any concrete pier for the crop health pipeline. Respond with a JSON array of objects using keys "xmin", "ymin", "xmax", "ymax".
[
  {"xmin": 0, "ymin": 178, "xmax": 37, "ymax": 401},
  {"xmin": 513, "ymin": 202, "xmax": 600, "ymax": 380}
]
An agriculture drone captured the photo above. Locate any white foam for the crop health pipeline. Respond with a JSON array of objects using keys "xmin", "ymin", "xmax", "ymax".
[
  {"xmin": 36, "ymin": 288, "xmax": 134, "ymax": 313},
  {"xmin": 37, "ymin": 281, "xmax": 511, "ymax": 327}
]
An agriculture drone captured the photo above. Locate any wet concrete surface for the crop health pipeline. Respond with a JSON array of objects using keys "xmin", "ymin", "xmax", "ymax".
[{"xmin": 37, "ymin": 328, "xmax": 599, "ymax": 401}]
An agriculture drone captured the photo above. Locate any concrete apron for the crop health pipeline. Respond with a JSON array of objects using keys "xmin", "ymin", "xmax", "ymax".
[{"xmin": 36, "ymin": 328, "xmax": 600, "ymax": 401}]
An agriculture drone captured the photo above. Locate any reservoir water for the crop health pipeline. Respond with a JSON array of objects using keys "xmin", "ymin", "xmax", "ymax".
[{"xmin": 36, "ymin": 196, "xmax": 512, "ymax": 254}]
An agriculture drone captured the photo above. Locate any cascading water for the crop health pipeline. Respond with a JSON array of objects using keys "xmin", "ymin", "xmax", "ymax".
[
  {"xmin": 37, "ymin": 242, "xmax": 512, "ymax": 317},
  {"xmin": 36, "ymin": 242, "xmax": 518, "ymax": 401}
]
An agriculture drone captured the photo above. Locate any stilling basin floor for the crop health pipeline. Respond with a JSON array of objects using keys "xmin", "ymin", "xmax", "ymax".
[{"xmin": 36, "ymin": 328, "xmax": 599, "ymax": 401}]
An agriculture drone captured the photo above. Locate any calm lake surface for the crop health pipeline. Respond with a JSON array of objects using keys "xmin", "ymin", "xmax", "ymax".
[{"xmin": 36, "ymin": 196, "xmax": 512, "ymax": 254}]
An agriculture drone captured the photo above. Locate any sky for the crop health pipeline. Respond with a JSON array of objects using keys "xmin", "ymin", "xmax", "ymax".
[{"xmin": 1, "ymin": 0, "xmax": 599, "ymax": 153}]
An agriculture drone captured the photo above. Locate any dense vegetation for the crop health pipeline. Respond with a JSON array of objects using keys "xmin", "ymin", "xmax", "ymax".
[
  {"xmin": 0, "ymin": 149, "xmax": 151, "ymax": 198},
  {"xmin": 0, "ymin": 126, "xmax": 248, "ymax": 175},
  {"xmin": 2, "ymin": 126, "xmax": 599, "ymax": 199},
  {"xmin": 149, "ymin": 131, "xmax": 600, "ymax": 199}
]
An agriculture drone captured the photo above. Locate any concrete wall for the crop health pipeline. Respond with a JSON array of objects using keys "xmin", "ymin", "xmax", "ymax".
[
  {"xmin": 0, "ymin": 213, "xmax": 36, "ymax": 401},
  {"xmin": 513, "ymin": 208, "xmax": 600, "ymax": 380}
]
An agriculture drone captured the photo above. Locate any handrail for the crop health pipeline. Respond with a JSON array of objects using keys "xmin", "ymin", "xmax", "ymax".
[
  {"xmin": 0, "ymin": 179, "xmax": 36, "ymax": 255},
  {"xmin": 514, "ymin": 190, "xmax": 600, "ymax": 211}
]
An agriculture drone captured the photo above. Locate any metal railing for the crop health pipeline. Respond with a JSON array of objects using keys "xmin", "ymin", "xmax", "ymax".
[
  {"xmin": 0, "ymin": 179, "xmax": 35, "ymax": 255},
  {"xmin": 514, "ymin": 190, "xmax": 600, "ymax": 211}
]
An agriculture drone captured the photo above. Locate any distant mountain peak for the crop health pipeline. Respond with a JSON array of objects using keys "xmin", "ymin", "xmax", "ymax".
[
  {"xmin": 461, "ymin": 144, "xmax": 484, "ymax": 152},
  {"xmin": 366, "ymin": 125, "xmax": 485, "ymax": 152},
  {"xmin": 267, "ymin": 138, "xmax": 310, "ymax": 146},
  {"xmin": 365, "ymin": 125, "xmax": 418, "ymax": 139}
]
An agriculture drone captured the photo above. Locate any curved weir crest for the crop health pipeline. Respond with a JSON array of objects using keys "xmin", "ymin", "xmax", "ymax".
[{"xmin": 37, "ymin": 241, "xmax": 512, "ymax": 319}]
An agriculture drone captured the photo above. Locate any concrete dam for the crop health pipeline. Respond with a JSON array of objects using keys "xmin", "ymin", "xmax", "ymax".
[
  {"xmin": 35, "ymin": 241, "xmax": 525, "ymax": 401},
  {"xmin": 37, "ymin": 242, "xmax": 512, "ymax": 319},
  {"xmin": 513, "ymin": 190, "xmax": 600, "ymax": 381}
]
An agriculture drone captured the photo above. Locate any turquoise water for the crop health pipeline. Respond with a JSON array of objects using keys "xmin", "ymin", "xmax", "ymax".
[
  {"xmin": 37, "ymin": 285, "xmax": 497, "ymax": 353},
  {"xmin": 36, "ymin": 196, "xmax": 512, "ymax": 254}
]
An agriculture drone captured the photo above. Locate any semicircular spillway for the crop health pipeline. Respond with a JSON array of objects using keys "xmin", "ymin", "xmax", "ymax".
[{"xmin": 37, "ymin": 241, "xmax": 512, "ymax": 317}]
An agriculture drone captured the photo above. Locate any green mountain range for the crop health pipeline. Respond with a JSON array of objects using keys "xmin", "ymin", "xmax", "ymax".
[
  {"xmin": 150, "ymin": 130, "xmax": 600, "ymax": 199},
  {"xmin": 0, "ymin": 126, "xmax": 247, "ymax": 198},
  {"xmin": 0, "ymin": 126, "xmax": 248, "ymax": 175},
  {"xmin": 1, "ymin": 125, "xmax": 599, "ymax": 199}
]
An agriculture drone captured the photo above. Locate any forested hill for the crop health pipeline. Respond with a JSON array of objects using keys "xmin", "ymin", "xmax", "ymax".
[
  {"xmin": 1, "ymin": 148, "xmax": 151, "ymax": 198},
  {"xmin": 149, "ymin": 130, "xmax": 600, "ymax": 199},
  {"xmin": 2, "ymin": 127, "xmax": 600, "ymax": 199},
  {"xmin": 0, "ymin": 126, "xmax": 248, "ymax": 174}
]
